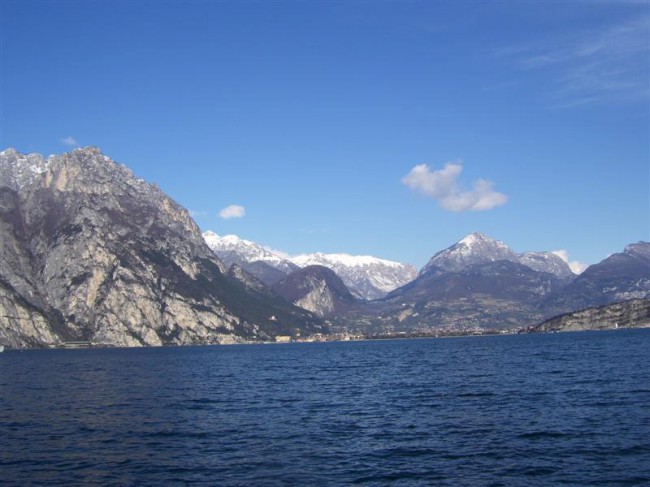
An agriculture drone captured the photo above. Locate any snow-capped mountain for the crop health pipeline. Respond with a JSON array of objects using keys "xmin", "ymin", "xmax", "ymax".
[
  {"xmin": 422, "ymin": 233, "xmax": 516, "ymax": 274},
  {"xmin": 203, "ymin": 232, "xmax": 299, "ymax": 285},
  {"xmin": 203, "ymin": 233, "xmax": 418, "ymax": 300},
  {"xmin": 422, "ymin": 233, "xmax": 575, "ymax": 279},
  {"xmin": 291, "ymin": 253, "xmax": 418, "ymax": 300}
]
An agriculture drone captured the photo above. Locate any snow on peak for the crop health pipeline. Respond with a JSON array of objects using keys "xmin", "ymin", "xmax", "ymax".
[
  {"xmin": 423, "ymin": 233, "xmax": 574, "ymax": 278},
  {"xmin": 459, "ymin": 233, "xmax": 507, "ymax": 249},
  {"xmin": 202, "ymin": 232, "xmax": 417, "ymax": 300},
  {"xmin": 291, "ymin": 252, "xmax": 417, "ymax": 300},
  {"xmin": 0, "ymin": 149, "xmax": 50, "ymax": 190},
  {"xmin": 459, "ymin": 232, "xmax": 483, "ymax": 246},
  {"xmin": 292, "ymin": 252, "xmax": 406, "ymax": 269},
  {"xmin": 202, "ymin": 231, "xmax": 295, "ymax": 272}
]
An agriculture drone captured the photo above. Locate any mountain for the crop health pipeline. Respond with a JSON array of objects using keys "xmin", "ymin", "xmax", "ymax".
[
  {"xmin": 203, "ymin": 232, "xmax": 298, "ymax": 285},
  {"xmin": 518, "ymin": 252, "xmax": 576, "ymax": 280},
  {"xmin": 291, "ymin": 253, "xmax": 418, "ymax": 300},
  {"xmin": 331, "ymin": 236, "xmax": 649, "ymax": 334},
  {"xmin": 351, "ymin": 260, "xmax": 566, "ymax": 332},
  {"xmin": 330, "ymin": 234, "xmax": 575, "ymax": 333},
  {"xmin": 272, "ymin": 265, "xmax": 357, "ymax": 318},
  {"xmin": 421, "ymin": 233, "xmax": 517, "ymax": 274},
  {"xmin": 203, "ymin": 232, "xmax": 419, "ymax": 300},
  {"xmin": 534, "ymin": 299, "xmax": 650, "ymax": 333},
  {"xmin": 542, "ymin": 241, "xmax": 650, "ymax": 315},
  {"xmin": 0, "ymin": 148, "xmax": 323, "ymax": 348},
  {"xmin": 422, "ymin": 233, "xmax": 575, "ymax": 279}
]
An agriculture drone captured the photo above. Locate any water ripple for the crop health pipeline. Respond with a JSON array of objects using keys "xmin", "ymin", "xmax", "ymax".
[{"xmin": 1, "ymin": 330, "xmax": 649, "ymax": 485}]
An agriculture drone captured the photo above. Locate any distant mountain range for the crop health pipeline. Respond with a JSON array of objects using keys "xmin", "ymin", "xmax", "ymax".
[
  {"xmin": 203, "ymin": 232, "xmax": 417, "ymax": 300},
  {"xmin": 203, "ymin": 232, "xmax": 299, "ymax": 286},
  {"xmin": 337, "ymin": 235, "xmax": 649, "ymax": 333},
  {"xmin": 204, "ymin": 229, "xmax": 649, "ymax": 333},
  {"xmin": 1, "ymin": 147, "xmax": 648, "ymax": 348}
]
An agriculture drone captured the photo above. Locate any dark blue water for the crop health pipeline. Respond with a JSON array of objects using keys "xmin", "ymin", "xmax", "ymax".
[{"xmin": 2, "ymin": 330, "xmax": 650, "ymax": 485}]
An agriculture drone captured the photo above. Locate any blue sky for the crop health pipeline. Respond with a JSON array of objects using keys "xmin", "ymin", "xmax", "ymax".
[{"xmin": 2, "ymin": 1, "xmax": 648, "ymax": 269}]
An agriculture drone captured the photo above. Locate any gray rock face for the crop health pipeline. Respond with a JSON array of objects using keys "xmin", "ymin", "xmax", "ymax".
[
  {"xmin": 272, "ymin": 265, "xmax": 357, "ymax": 318},
  {"xmin": 0, "ymin": 148, "xmax": 322, "ymax": 348},
  {"xmin": 534, "ymin": 299, "xmax": 650, "ymax": 332}
]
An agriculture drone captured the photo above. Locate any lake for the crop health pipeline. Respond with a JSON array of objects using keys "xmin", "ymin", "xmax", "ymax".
[{"xmin": 1, "ymin": 330, "xmax": 649, "ymax": 485}]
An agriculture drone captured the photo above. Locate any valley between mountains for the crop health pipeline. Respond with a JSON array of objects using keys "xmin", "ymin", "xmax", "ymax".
[{"xmin": 1, "ymin": 148, "xmax": 648, "ymax": 348}]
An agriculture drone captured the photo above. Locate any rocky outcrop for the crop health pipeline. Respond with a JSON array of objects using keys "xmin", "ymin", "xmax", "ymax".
[
  {"xmin": 0, "ymin": 148, "xmax": 323, "ymax": 348},
  {"xmin": 272, "ymin": 265, "xmax": 357, "ymax": 318},
  {"xmin": 534, "ymin": 299, "xmax": 650, "ymax": 332}
]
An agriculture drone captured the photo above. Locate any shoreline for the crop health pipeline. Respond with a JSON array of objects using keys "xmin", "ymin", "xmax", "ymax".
[{"xmin": 3, "ymin": 325, "xmax": 649, "ymax": 352}]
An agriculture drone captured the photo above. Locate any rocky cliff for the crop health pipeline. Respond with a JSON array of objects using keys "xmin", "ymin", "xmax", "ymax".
[
  {"xmin": 272, "ymin": 265, "xmax": 357, "ymax": 318},
  {"xmin": 0, "ymin": 148, "xmax": 323, "ymax": 348},
  {"xmin": 534, "ymin": 299, "xmax": 650, "ymax": 332}
]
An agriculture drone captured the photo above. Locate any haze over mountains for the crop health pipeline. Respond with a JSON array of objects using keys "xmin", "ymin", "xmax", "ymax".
[{"xmin": 1, "ymin": 148, "xmax": 648, "ymax": 348}]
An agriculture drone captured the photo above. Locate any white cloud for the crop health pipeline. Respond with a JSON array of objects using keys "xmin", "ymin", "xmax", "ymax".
[
  {"xmin": 219, "ymin": 204, "xmax": 246, "ymax": 219},
  {"xmin": 552, "ymin": 250, "xmax": 589, "ymax": 274},
  {"xmin": 402, "ymin": 162, "xmax": 508, "ymax": 212},
  {"xmin": 61, "ymin": 136, "xmax": 79, "ymax": 147}
]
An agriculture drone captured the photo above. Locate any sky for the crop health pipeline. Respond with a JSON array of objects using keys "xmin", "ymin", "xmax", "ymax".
[{"xmin": 1, "ymin": 0, "xmax": 648, "ymax": 269}]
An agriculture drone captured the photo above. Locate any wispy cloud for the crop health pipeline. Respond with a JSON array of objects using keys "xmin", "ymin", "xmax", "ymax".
[
  {"xmin": 219, "ymin": 204, "xmax": 246, "ymax": 219},
  {"xmin": 493, "ymin": 14, "xmax": 649, "ymax": 107},
  {"xmin": 402, "ymin": 162, "xmax": 507, "ymax": 212},
  {"xmin": 189, "ymin": 210, "xmax": 208, "ymax": 218},
  {"xmin": 552, "ymin": 250, "xmax": 588, "ymax": 274},
  {"xmin": 60, "ymin": 136, "xmax": 79, "ymax": 147}
]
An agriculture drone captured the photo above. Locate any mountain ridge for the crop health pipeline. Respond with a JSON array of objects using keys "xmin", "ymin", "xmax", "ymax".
[
  {"xmin": 203, "ymin": 232, "xmax": 418, "ymax": 300},
  {"xmin": 2, "ymin": 147, "xmax": 648, "ymax": 347},
  {"xmin": 423, "ymin": 232, "xmax": 575, "ymax": 279}
]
